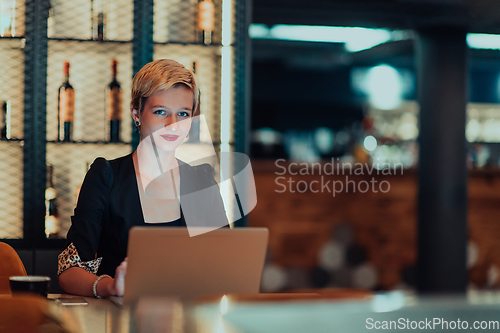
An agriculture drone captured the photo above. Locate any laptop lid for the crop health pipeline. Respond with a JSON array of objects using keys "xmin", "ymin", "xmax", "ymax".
[{"xmin": 123, "ymin": 227, "xmax": 269, "ymax": 304}]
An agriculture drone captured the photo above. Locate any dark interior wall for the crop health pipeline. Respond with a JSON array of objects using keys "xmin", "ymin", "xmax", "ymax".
[
  {"xmin": 469, "ymin": 63, "xmax": 500, "ymax": 104},
  {"xmin": 16, "ymin": 249, "xmax": 62, "ymax": 294},
  {"xmin": 252, "ymin": 51, "xmax": 500, "ymax": 135},
  {"xmin": 251, "ymin": 61, "xmax": 363, "ymax": 132}
]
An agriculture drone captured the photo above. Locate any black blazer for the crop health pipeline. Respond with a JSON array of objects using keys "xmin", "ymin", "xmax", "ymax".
[{"xmin": 64, "ymin": 153, "xmax": 228, "ymax": 277}]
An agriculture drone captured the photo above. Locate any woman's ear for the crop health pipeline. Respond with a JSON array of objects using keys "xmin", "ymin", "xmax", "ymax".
[{"xmin": 131, "ymin": 106, "xmax": 139, "ymax": 121}]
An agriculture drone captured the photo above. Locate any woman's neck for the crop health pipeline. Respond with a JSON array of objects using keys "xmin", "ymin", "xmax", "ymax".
[
  {"xmin": 134, "ymin": 135, "xmax": 179, "ymax": 178},
  {"xmin": 152, "ymin": 146, "xmax": 177, "ymax": 173}
]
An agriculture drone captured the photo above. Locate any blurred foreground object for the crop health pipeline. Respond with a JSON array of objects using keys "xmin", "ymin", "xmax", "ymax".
[{"xmin": 0, "ymin": 295, "xmax": 76, "ymax": 333}]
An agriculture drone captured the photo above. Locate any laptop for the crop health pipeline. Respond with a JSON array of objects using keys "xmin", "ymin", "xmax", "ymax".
[{"xmin": 110, "ymin": 227, "xmax": 268, "ymax": 305}]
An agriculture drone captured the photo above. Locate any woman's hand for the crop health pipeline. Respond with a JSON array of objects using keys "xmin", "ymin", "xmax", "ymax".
[{"xmin": 112, "ymin": 258, "xmax": 128, "ymax": 296}]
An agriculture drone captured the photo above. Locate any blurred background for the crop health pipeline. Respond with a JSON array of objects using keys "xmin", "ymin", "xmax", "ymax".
[
  {"xmin": 250, "ymin": 0, "xmax": 500, "ymax": 294},
  {"xmin": 0, "ymin": 0, "xmax": 499, "ymax": 294}
]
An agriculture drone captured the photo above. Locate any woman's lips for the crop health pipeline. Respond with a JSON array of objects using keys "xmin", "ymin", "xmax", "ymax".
[{"xmin": 160, "ymin": 134, "xmax": 179, "ymax": 141}]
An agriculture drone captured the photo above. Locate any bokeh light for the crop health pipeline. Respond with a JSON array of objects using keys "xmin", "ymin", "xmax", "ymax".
[
  {"xmin": 363, "ymin": 135, "xmax": 377, "ymax": 151},
  {"xmin": 366, "ymin": 65, "xmax": 403, "ymax": 110}
]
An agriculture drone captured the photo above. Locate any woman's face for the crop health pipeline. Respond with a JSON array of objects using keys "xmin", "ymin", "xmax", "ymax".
[{"xmin": 134, "ymin": 86, "xmax": 193, "ymax": 151}]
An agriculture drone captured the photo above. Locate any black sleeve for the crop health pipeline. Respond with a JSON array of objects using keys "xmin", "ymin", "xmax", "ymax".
[{"xmin": 63, "ymin": 157, "xmax": 113, "ymax": 263}]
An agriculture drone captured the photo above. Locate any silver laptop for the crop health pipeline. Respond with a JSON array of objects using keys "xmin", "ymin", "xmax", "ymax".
[{"xmin": 111, "ymin": 227, "xmax": 268, "ymax": 305}]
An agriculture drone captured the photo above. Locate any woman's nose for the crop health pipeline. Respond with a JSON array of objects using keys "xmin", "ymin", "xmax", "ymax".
[{"xmin": 165, "ymin": 116, "xmax": 179, "ymax": 131}]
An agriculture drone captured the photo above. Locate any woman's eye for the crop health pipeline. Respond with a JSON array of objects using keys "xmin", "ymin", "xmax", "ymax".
[
  {"xmin": 178, "ymin": 112, "xmax": 189, "ymax": 117},
  {"xmin": 154, "ymin": 110, "xmax": 165, "ymax": 115}
]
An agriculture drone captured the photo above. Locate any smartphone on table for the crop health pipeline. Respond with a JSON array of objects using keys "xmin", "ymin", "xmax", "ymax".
[{"xmin": 54, "ymin": 297, "xmax": 89, "ymax": 306}]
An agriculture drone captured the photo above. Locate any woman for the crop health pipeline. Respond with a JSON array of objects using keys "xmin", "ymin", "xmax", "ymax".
[{"xmin": 58, "ymin": 59, "xmax": 228, "ymax": 298}]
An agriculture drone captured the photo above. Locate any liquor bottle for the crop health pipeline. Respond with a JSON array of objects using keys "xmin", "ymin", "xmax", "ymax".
[
  {"xmin": 58, "ymin": 61, "xmax": 75, "ymax": 142},
  {"xmin": 47, "ymin": 3, "xmax": 54, "ymax": 38},
  {"xmin": 97, "ymin": 12, "xmax": 105, "ymax": 40},
  {"xmin": 91, "ymin": 0, "xmax": 106, "ymax": 40},
  {"xmin": 196, "ymin": 0, "xmax": 214, "ymax": 45},
  {"xmin": 107, "ymin": 59, "xmax": 122, "ymax": 142},
  {"xmin": 1, "ymin": 100, "xmax": 11, "ymax": 140},
  {"xmin": 45, "ymin": 164, "xmax": 60, "ymax": 238}
]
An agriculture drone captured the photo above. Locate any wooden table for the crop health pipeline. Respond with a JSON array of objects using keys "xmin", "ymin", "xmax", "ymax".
[
  {"xmin": 47, "ymin": 291, "xmax": 369, "ymax": 333},
  {"xmin": 48, "ymin": 294, "xmax": 131, "ymax": 333},
  {"xmin": 45, "ymin": 291, "xmax": 500, "ymax": 333}
]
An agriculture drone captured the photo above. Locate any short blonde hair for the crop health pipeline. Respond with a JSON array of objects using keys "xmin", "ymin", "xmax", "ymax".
[{"xmin": 131, "ymin": 59, "xmax": 200, "ymax": 116}]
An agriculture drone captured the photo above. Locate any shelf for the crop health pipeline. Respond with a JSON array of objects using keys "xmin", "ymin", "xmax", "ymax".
[
  {"xmin": 0, "ymin": 0, "xmax": 248, "ymax": 242},
  {"xmin": 0, "ymin": 138, "xmax": 24, "ymax": 143},
  {"xmin": 46, "ymin": 140, "xmax": 132, "ymax": 145},
  {"xmin": 48, "ymin": 37, "xmax": 132, "ymax": 44},
  {"xmin": 0, "ymin": 36, "xmax": 25, "ymax": 40},
  {"xmin": 46, "ymin": 141, "xmax": 133, "ymax": 237},
  {"xmin": 46, "ymin": 39, "xmax": 224, "ymax": 46},
  {"xmin": 153, "ymin": 41, "xmax": 223, "ymax": 47},
  {"xmin": 0, "ymin": 37, "xmax": 25, "ymax": 140},
  {"xmin": 46, "ymin": 40, "xmax": 133, "ymax": 143},
  {"xmin": 0, "ymin": 140, "xmax": 24, "ymax": 239}
]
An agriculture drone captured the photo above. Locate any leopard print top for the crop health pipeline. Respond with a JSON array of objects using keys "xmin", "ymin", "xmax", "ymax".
[{"xmin": 57, "ymin": 242, "xmax": 102, "ymax": 276}]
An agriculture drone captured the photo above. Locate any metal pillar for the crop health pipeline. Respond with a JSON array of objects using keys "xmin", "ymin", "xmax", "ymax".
[
  {"xmin": 233, "ymin": 0, "xmax": 252, "ymax": 156},
  {"xmin": 416, "ymin": 27, "xmax": 468, "ymax": 294},
  {"xmin": 23, "ymin": 0, "xmax": 49, "ymax": 245},
  {"xmin": 231, "ymin": 0, "xmax": 251, "ymax": 227},
  {"xmin": 131, "ymin": 0, "xmax": 154, "ymax": 151}
]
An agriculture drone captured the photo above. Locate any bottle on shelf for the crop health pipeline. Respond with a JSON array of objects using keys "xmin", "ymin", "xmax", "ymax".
[
  {"xmin": 107, "ymin": 59, "xmax": 122, "ymax": 142},
  {"xmin": 196, "ymin": 0, "xmax": 214, "ymax": 45},
  {"xmin": 91, "ymin": 0, "xmax": 106, "ymax": 41},
  {"xmin": 97, "ymin": 12, "xmax": 105, "ymax": 40},
  {"xmin": 45, "ymin": 164, "xmax": 60, "ymax": 238},
  {"xmin": 0, "ymin": 0, "xmax": 16, "ymax": 37},
  {"xmin": 1, "ymin": 100, "xmax": 11, "ymax": 140},
  {"xmin": 47, "ymin": 2, "xmax": 54, "ymax": 38},
  {"xmin": 58, "ymin": 61, "xmax": 75, "ymax": 142}
]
